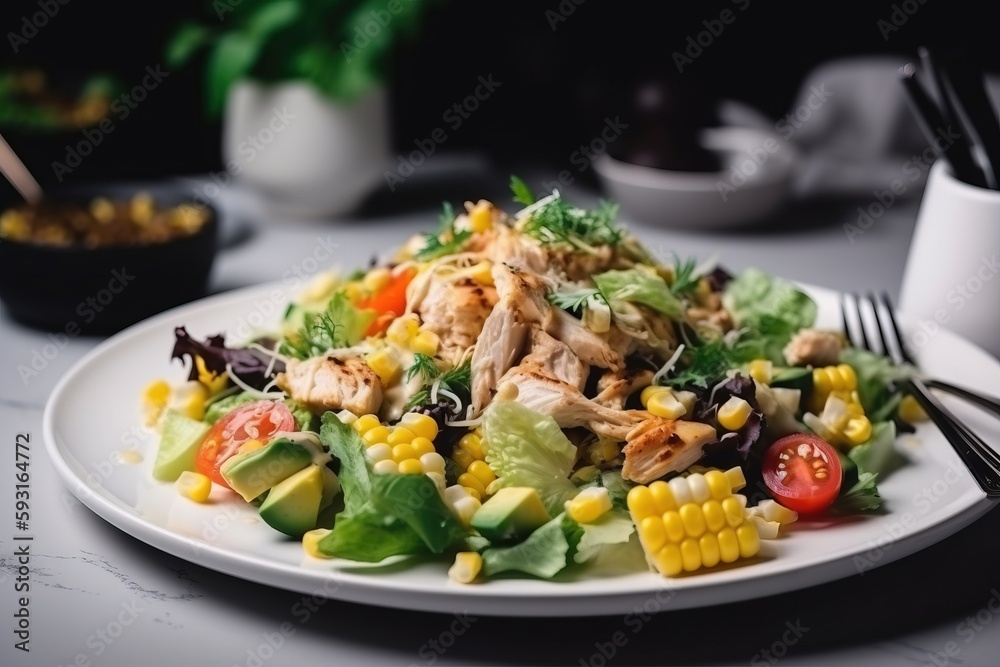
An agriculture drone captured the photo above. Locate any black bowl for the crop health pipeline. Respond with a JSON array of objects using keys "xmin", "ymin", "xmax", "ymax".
[{"xmin": 0, "ymin": 181, "xmax": 219, "ymax": 335}]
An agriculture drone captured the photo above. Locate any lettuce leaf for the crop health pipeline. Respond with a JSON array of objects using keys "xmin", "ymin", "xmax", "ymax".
[
  {"xmin": 483, "ymin": 401, "xmax": 579, "ymax": 516},
  {"xmin": 319, "ymin": 413, "xmax": 371, "ymax": 515},
  {"xmin": 593, "ymin": 268, "xmax": 684, "ymax": 320},
  {"xmin": 482, "ymin": 514, "xmax": 573, "ymax": 578},
  {"xmin": 839, "ymin": 347, "xmax": 915, "ymax": 418},
  {"xmin": 316, "ymin": 507, "xmax": 428, "ymax": 563},
  {"xmin": 172, "ymin": 326, "xmax": 280, "ymax": 390},
  {"xmin": 849, "ymin": 421, "xmax": 905, "ymax": 480},
  {"xmin": 369, "ymin": 474, "xmax": 467, "ymax": 554},
  {"xmin": 573, "ymin": 509, "xmax": 636, "ymax": 564},
  {"xmin": 722, "ymin": 268, "xmax": 817, "ymax": 363}
]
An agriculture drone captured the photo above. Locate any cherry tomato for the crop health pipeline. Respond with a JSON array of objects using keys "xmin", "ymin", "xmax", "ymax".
[
  {"xmin": 359, "ymin": 268, "xmax": 416, "ymax": 336},
  {"xmin": 195, "ymin": 400, "xmax": 295, "ymax": 488},
  {"xmin": 762, "ymin": 433, "xmax": 842, "ymax": 514}
]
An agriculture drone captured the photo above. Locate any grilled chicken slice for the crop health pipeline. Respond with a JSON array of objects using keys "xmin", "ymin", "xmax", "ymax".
[
  {"xmin": 621, "ymin": 419, "xmax": 717, "ymax": 484},
  {"xmin": 417, "ymin": 276, "xmax": 498, "ymax": 364},
  {"xmin": 545, "ymin": 309, "xmax": 623, "ymax": 371},
  {"xmin": 484, "ymin": 225, "xmax": 549, "ymax": 273},
  {"xmin": 521, "ymin": 328, "xmax": 589, "ymax": 390},
  {"xmin": 500, "ymin": 365, "xmax": 644, "ymax": 437},
  {"xmin": 469, "ymin": 264, "xmax": 553, "ymax": 414},
  {"xmin": 593, "ymin": 367, "xmax": 654, "ymax": 410},
  {"xmin": 276, "ymin": 356, "xmax": 382, "ymax": 416}
]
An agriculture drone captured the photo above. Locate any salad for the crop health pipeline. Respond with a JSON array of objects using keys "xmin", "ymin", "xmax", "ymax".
[{"xmin": 143, "ymin": 177, "xmax": 923, "ymax": 582}]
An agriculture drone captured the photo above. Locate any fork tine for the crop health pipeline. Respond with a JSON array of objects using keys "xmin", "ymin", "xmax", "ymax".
[
  {"xmin": 840, "ymin": 293, "xmax": 856, "ymax": 347},
  {"xmin": 880, "ymin": 291, "xmax": 916, "ymax": 365},
  {"xmin": 867, "ymin": 291, "xmax": 893, "ymax": 359},
  {"xmin": 851, "ymin": 292, "xmax": 873, "ymax": 352}
]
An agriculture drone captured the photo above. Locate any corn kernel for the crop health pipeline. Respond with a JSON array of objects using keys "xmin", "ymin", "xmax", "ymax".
[
  {"xmin": 686, "ymin": 473, "xmax": 710, "ymax": 503},
  {"xmin": 354, "ymin": 414, "xmax": 382, "ymax": 435},
  {"xmin": 426, "ymin": 471, "xmax": 446, "ymax": 494},
  {"xmin": 718, "ymin": 397, "xmax": 753, "ymax": 431},
  {"xmin": 388, "ymin": 427, "xmax": 416, "ymax": 445},
  {"xmin": 722, "ymin": 497, "xmax": 745, "ymax": 528},
  {"xmin": 411, "ymin": 437, "xmax": 436, "ymax": 457},
  {"xmin": 702, "ymin": 500, "xmax": 725, "ymax": 533},
  {"xmin": 675, "ymin": 391, "xmax": 698, "ymax": 415},
  {"xmin": 399, "ymin": 458, "xmax": 424, "ymax": 475},
  {"xmin": 449, "ymin": 552, "xmax": 483, "ymax": 584},
  {"xmin": 680, "ymin": 503, "xmax": 706, "ymax": 537},
  {"xmin": 565, "ymin": 487, "xmax": 613, "ymax": 524},
  {"xmin": 663, "ymin": 511, "xmax": 685, "ymax": 543},
  {"xmin": 448, "ymin": 493, "xmax": 481, "ymax": 526},
  {"xmin": 238, "ymin": 439, "xmax": 264, "ymax": 455},
  {"xmin": 392, "ymin": 443, "xmax": 417, "ymax": 462},
  {"xmin": 142, "ymin": 379, "xmax": 171, "ymax": 424},
  {"xmin": 176, "ymin": 471, "xmax": 212, "ymax": 503},
  {"xmin": 668, "ymin": 477, "xmax": 693, "ymax": 506},
  {"xmin": 302, "ymin": 528, "xmax": 333, "ymax": 559},
  {"xmin": 367, "ymin": 349, "xmax": 401, "ymax": 386},
  {"xmin": 699, "ymin": 533, "xmax": 721, "ymax": 568},
  {"xmin": 752, "ymin": 516, "xmax": 781, "ymax": 540},
  {"xmin": 649, "ymin": 480, "xmax": 678, "ymax": 513},
  {"xmin": 704, "ymin": 470, "xmax": 731, "ymax": 500},
  {"xmin": 458, "ymin": 473, "xmax": 487, "ymax": 497},
  {"xmin": 899, "ymin": 395, "xmax": 929, "ymax": 424},
  {"xmin": 468, "ymin": 201, "xmax": 493, "ymax": 233},
  {"xmin": 467, "ymin": 460, "xmax": 496, "ymax": 487},
  {"xmin": 748, "ymin": 359, "xmax": 773, "ymax": 385},
  {"xmin": 647, "ymin": 390, "xmax": 687, "ymax": 419},
  {"xmin": 373, "ymin": 460, "xmax": 399, "ymax": 475},
  {"xmin": 366, "ymin": 443, "xmax": 392, "ymax": 463},
  {"xmin": 452, "ymin": 448, "xmax": 476, "ymax": 472},
  {"xmin": 737, "ymin": 523, "xmax": 761, "ymax": 558},
  {"xmin": 627, "ymin": 486, "xmax": 657, "ymax": 518},
  {"xmin": 336, "ymin": 409, "xmax": 358, "ymax": 425},
  {"xmin": 718, "ymin": 528, "xmax": 740, "ymax": 563},
  {"xmin": 412, "ymin": 330, "xmax": 440, "ymax": 356},
  {"xmin": 362, "ymin": 267, "xmax": 392, "ymax": 294},
  {"xmin": 420, "ymin": 452, "xmax": 446, "ymax": 474},
  {"xmin": 400, "ymin": 413, "xmax": 440, "ymax": 441},
  {"xmin": 680, "ymin": 538, "xmax": 701, "ymax": 572},
  {"xmin": 470, "ymin": 261, "xmax": 494, "ymax": 285},
  {"xmin": 844, "ymin": 416, "xmax": 873, "ymax": 445},
  {"xmin": 725, "ymin": 466, "xmax": 747, "ymax": 492},
  {"xmin": 363, "ymin": 426, "xmax": 391, "ymax": 446},
  {"xmin": 757, "ymin": 499, "xmax": 798, "ymax": 525},
  {"xmin": 640, "ymin": 385, "xmax": 669, "ymax": 407},
  {"xmin": 655, "ymin": 544, "xmax": 683, "ymax": 576},
  {"xmin": 457, "ymin": 433, "xmax": 484, "ymax": 459},
  {"xmin": 639, "ymin": 516, "xmax": 667, "ymax": 553},
  {"xmin": 464, "ymin": 486, "xmax": 481, "ymax": 502}
]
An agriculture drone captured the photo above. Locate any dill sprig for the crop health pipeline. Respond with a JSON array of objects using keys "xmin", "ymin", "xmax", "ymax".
[
  {"xmin": 415, "ymin": 201, "xmax": 472, "ymax": 261},
  {"xmin": 281, "ymin": 312, "xmax": 344, "ymax": 360},
  {"xmin": 669, "ymin": 255, "xmax": 701, "ymax": 296},
  {"xmin": 522, "ymin": 193, "xmax": 625, "ymax": 249},
  {"xmin": 547, "ymin": 287, "xmax": 606, "ymax": 314},
  {"xmin": 405, "ymin": 353, "xmax": 440, "ymax": 383},
  {"xmin": 404, "ymin": 360, "xmax": 472, "ymax": 411}
]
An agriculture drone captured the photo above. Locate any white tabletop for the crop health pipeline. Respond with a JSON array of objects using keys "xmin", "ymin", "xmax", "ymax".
[{"xmin": 3, "ymin": 165, "xmax": 999, "ymax": 667}]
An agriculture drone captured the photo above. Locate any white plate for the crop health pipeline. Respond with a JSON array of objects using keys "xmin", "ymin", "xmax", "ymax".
[{"xmin": 43, "ymin": 281, "xmax": 1000, "ymax": 616}]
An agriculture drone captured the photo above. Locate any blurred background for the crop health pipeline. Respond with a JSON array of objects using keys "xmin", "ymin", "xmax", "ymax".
[{"xmin": 1, "ymin": 0, "xmax": 995, "ymax": 194}]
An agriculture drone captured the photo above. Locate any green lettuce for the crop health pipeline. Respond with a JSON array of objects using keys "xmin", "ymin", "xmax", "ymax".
[
  {"xmin": 593, "ymin": 268, "xmax": 684, "ymax": 320},
  {"xmin": 482, "ymin": 514, "xmax": 577, "ymax": 578},
  {"xmin": 319, "ymin": 413, "xmax": 371, "ymax": 515},
  {"xmin": 722, "ymin": 268, "xmax": 817, "ymax": 363},
  {"xmin": 849, "ymin": 421, "xmax": 905, "ymax": 480},
  {"xmin": 839, "ymin": 347, "xmax": 915, "ymax": 419},
  {"xmin": 483, "ymin": 401, "xmax": 579, "ymax": 516},
  {"xmin": 573, "ymin": 509, "xmax": 636, "ymax": 564}
]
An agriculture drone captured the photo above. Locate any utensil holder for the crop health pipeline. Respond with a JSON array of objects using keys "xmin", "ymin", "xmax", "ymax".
[{"xmin": 899, "ymin": 159, "xmax": 1000, "ymax": 358}]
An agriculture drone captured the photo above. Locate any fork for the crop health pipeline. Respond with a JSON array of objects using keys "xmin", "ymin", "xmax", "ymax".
[{"xmin": 842, "ymin": 291, "xmax": 1000, "ymax": 498}]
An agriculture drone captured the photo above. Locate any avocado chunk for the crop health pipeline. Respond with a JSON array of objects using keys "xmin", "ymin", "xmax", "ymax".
[
  {"xmin": 221, "ymin": 438, "xmax": 313, "ymax": 501},
  {"xmin": 470, "ymin": 487, "xmax": 551, "ymax": 543},
  {"xmin": 152, "ymin": 410, "xmax": 209, "ymax": 482},
  {"xmin": 258, "ymin": 464, "xmax": 324, "ymax": 537}
]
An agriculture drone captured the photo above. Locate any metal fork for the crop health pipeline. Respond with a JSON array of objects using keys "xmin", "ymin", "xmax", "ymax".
[{"xmin": 842, "ymin": 291, "xmax": 1000, "ymax": 498}]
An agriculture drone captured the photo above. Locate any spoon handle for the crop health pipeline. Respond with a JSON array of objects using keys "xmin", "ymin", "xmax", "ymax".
[{"xmin": 0, "ymin": 133, "xmax": 43, "ymax": 204}]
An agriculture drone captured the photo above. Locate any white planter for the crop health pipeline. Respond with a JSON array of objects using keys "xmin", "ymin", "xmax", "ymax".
[{"xmin": 222, "ymin": 80, "xmax": 390, "ymax": 218}]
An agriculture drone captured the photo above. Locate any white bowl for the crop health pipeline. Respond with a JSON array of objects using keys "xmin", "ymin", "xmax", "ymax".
[{"xmin": 594, "ymin": 126, "xmax": 799, "ymax": 229}]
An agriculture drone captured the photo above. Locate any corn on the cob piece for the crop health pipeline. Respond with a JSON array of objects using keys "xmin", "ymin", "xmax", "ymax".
[{"xmin": 627, "ymin": 467, "xmax": 759, "ymax": 576}]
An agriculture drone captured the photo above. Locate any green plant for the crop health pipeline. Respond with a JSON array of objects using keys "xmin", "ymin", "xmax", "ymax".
[{"xmin": 166, "ymin": 0, "xmax": 442, "ymax": 115}]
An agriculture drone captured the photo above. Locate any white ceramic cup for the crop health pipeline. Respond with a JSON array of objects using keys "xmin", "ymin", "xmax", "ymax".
[{"xmin": 899, "ymin": 159, "xmax": 1000, "ymax": 358}]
